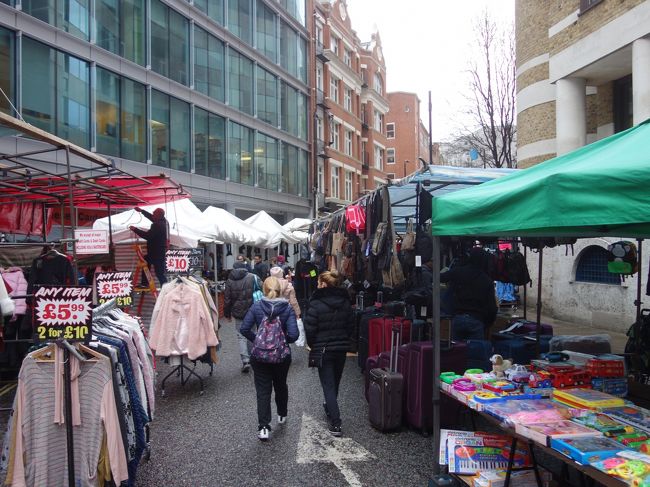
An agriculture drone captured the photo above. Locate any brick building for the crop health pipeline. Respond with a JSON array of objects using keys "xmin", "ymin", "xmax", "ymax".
[
  {"xmin": 385, "ymin": 92, "xmax": 430, "ymax": 180},
  {"xmin": 313, "ymin": 0, "xmax": 388, "ymax": 211},
  {"xmin": 516, "ymin": 0, "xmax": 650, "ymax": 168}
]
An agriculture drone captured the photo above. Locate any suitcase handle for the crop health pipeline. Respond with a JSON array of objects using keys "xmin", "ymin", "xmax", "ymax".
[{"xmin": 389, "ymin": 323, "xmax": 402, "ymax": 373}]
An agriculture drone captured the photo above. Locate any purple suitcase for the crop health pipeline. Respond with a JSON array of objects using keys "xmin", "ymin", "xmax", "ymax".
[
  {"xmin": 441, "ymin": 341, "xmax": 468, "ymax": 374},
  {"xmin": 506, "ymin": 319, "xmax": 553, "ymax": 336},
  {"xmin": 368, "ymin": 325, "xmax": 404, "ymax": 431},
  {"xmin": 405, "ymin": 341, "xmax": 433, "ymax": 431},
  {"xmin": 364, "ymin": 355, "xmax": 381, "ymax": 402},
  {"xmin": 378, "ymin": 345, "xmax": 410, "ymax": 413}
]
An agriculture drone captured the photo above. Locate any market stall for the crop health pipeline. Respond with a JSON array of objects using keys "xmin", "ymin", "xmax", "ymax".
[{"xmin": 428, "ymin": 119, "xmax": 650, "ymax": 485}]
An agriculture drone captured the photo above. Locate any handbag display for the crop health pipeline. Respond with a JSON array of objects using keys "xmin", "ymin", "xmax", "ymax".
[
  {"xmin": 371, "ymin": 222, "xmax": 389, "ymax": 256},
  {"xmin": 382, "ymin": 253, "xmax": 406, "ymax": 289},
  {"xmin": 401, "ymin": 219, "xmax": 416, "ymax": 251}
]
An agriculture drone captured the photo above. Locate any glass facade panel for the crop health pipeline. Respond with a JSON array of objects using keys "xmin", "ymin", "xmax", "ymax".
[
  {"xmin": 194, "ymin": 107, "xmax": 225, "ymax": 179},
  {"xmin": 194, "ymin": 0, "xmax": 223, "ymax": 24},
  {"xmin": 255, "ymin": 133, "xmax": 278, "ymax": 191},
  {"xmin": 280, "ymin": 21, "xmax": 297, "ymax": 79},
  {"xmin": 151, "ymin": 0, "xmax": 168, "ymax": 79},
  {"xmin": 22, "ymin": 0, "xmax": 56, "ymax": 29},
  {"xmin": 122, "ymin": 0, "xmax": 145, "ymax": 65},
  {"xmin": 121, "ymin": 77, "xmax": 146, "ymax": 161},
  {"xmin": 194, "ymin": 26, "xmax": 225, "ymax": 101},
  {"xmin": 297, "ymin": 35, "xmax": 307, "ymax": 83},
  {"xmin": 151, "ymin": 90, "xmax": 170, "ymax": 167},
  {"xmin": 60, "ymin": 0, "xmax": 89, "ymax": 40},
  {"xmin": 280, "ymin": 0, "xmax": 305, "ymax": 25},
  {"xmin": 170, "ymin": 97, "xmax": 190, "ymax": 171},
  {"xmin": 22, "ymin": 38, "xmax": 55, "ymax": 135},
  {"xmin": 256, "ymin": 0, "xmax": 276, "ymax": 62},
  {"xmin": 56, "ymin": 50, "xmax": 90, "ymax": 147},
  {"xmin": 257, "ymin": 66, "xmax": 278, "ymax": 127},
  {"xmin": 298, "ymin": 149, "xmax": 308, "ymax": 198},
  {"xmin": 282, "ymin": 143, "xmax": 298, "ymax": 195},
  {"xmin": 297, "ymin": 91, "xmax": 307, "ymax": 140},
  {"xmin": 228, "ymin": 0, "xmax": 252, "ymax": 45},
  {"xmin": 96, "ymin": 67, "xmax": 120, "ymax": 157},
  {"xmin": 281, "ymin": 82, "xmax": 297, "ymax": 136},
  {"xmin": 96, "ymin": 0, "xmax": 119, "ymax": 55},
  {"xmin": 0, "ymin": 27, "xmax": 14, "ymax": 116},
  {"xmin": 229, "ymin": 49, "xmax": 253, "ymax": 115},
  {"xmin": 169, "ymin": 7, "xmax": 189, "ymax": 85},
  {"xmin": 228, "ymin": 121, "xmax": 254, "ymax": 185}
]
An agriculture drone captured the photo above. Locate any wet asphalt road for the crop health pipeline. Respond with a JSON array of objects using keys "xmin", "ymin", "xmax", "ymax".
[{"xmin": 136, "ymin": 322, "xmax": 434, "ymax": 487}]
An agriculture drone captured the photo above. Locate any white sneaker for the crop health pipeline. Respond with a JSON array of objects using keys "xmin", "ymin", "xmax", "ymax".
[
  {"xmin": 278, "ymin": 415, "xmax": 286, "ymax": 424},
  {"xmin": 258, "ymin": 426, "xmax": 270, "ymax": 441}
]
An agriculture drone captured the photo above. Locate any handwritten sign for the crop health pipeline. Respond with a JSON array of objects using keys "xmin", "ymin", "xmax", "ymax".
[
  {"xmin": 74, "ymin": 229, "xmax": 109, "ymax": 255},
  {"xmin": 96, "ymin": 271, "xmax": 133, "ymax": 307},
  {"xmin": 33, "ymin": 286, "xmax": 93, "ymax": 342},
  {"xmin": 165, "ymin": 248, "xmax": 204, "ymax": 273}
]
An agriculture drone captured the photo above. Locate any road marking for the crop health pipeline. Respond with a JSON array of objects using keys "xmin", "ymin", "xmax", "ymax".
[{"xmin": 297, "ymin": 413, "xmax": 375, "ymax": 487}]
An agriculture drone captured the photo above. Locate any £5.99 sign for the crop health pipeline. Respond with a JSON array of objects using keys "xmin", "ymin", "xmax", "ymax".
[
  {"xmin": 165, "ymin": 248, "xmax": 203, "ymax": 273},
  {"xmin": 34, "ymin": 286, "xmax": 93, "ymax": 342},
  {"xmin": 96, "ymin": 271, "xmax": 133, "ymax": 307}
]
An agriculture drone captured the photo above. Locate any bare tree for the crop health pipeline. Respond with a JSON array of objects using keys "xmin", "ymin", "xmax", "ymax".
[{"xmin": 452, "ymin": 11, "xmax": 517, "ymax": 168}]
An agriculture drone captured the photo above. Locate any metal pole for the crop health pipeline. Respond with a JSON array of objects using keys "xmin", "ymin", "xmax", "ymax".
[
  {"xmin": 636, "ymin": 239, "xmax": 644, "ymax": 324},
  {"xmin": 41, "ymin": 203, "xmax": 47, "ymax": 243},
  {"xmin": 523, "ymin": 245, "xmax": 528, "ymax": 320},
  {"xmin": 431, "ymin": 234, "xmax": 441, "ymax": 475},
  {"xmin": 428, "ymin": 91, "xmax": 433, "ymax": 165},
  {"xmin": 535, "ymin": 248, "xmax": 543, "ymax": 358},
  {"xmin": 64, "ymin": 146, "xmax": 78, "ymax": 282},
  {"xmin": 63, "ymin": 348, "xmax": 76, "ymax": 487}
]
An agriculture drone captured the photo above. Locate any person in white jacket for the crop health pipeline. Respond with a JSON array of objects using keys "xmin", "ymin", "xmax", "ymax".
[{"xmin": 0, "ymin": 275, "xmax": 15, "ymax": 317}]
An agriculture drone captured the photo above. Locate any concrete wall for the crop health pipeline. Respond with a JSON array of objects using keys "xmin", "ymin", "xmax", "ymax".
[{"xmin": 526, "ymin": 237, "xmax": 648, "ymax": 333}]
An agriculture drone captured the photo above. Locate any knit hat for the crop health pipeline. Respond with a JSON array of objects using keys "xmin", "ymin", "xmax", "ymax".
[
  {"xmin": 270, "ymin": 266, "xmax": 284, "ymax": 278},
  {"xmin": 277, "ymin": 255, "xmax": 285, "ymax": 264}
]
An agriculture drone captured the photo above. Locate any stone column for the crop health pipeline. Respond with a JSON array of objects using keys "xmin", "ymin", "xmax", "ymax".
[
  {"xmin": 556, "ymin": 78, "xmax": 586, "ymax": 155},
  {"xmin": 633, "ymin": 37, "xmax": 650, "ymax": 125}
]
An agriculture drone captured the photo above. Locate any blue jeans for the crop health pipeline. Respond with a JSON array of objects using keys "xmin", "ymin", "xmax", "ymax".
[{"xmin": 451, "ymin": 314, "xmax": 485, "ymax": 341}]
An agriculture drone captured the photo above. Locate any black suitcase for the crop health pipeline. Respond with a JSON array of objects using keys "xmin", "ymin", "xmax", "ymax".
[{"xmin": 368, "ymin": 324, "xmax": 404, "ymax": 431}]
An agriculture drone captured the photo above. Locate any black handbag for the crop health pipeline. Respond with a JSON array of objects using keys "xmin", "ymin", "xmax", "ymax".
[{"xmin": 308, "ymin": 346, "xmax": 326, "ymax": 368}]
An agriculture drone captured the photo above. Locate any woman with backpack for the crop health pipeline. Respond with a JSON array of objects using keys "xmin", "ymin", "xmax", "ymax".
[
  {"xmin": 240, "ymin": 276, "xmax": 299, "ymax": 441},
  {"xmin": 303, "ymin": 271, "xmax": 355, "ymax": 437}
]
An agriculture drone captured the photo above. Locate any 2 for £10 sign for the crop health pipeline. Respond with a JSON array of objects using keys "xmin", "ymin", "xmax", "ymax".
[
  {"xmin": 34, "ymin": 286, "xmax": 93, "ymax": 342},
  {"xmin": 96, "ymin": 271, "xmax": 133, "ymax": 307}
]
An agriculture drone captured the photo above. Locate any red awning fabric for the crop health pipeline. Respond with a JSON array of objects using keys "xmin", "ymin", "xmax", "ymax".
[{"xmin": 0, "ymin": 202, "xmax": 53, "ymax": 236}]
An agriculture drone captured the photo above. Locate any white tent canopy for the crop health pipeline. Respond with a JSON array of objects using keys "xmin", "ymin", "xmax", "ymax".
[
  {"xmin": 201, "ymin": 206, "xmax": 269, "ymax": 246},
  {"xmin": 93, "ymin": 199, "xmax": 219, "ymax": 248},
  {"xmin": 245, "ymin": 211, "xmax": 303, "ymax": 247},
  {"xmin": 282, "ymin": 218, "xmax": 311, "ymax": 233}
]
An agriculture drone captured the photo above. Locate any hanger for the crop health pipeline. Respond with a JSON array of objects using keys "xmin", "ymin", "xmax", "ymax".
[{"xmin": 31, "ymin": 343, "xmax": 55, "ymax": 362}]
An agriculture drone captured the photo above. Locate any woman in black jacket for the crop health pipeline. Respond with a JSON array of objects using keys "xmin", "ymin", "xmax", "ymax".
[{"xmin": 303, "ymin": 271, "xmax": 354, "ymax": 436}]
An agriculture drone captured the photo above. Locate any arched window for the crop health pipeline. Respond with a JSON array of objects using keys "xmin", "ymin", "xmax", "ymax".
[
  {"xmin": 373, "ymin": 72, "xmax": 383, "ymax": 95},
  {"xmin": 575, "ymin": 245, "xmax": 621, "ymax": 285}
]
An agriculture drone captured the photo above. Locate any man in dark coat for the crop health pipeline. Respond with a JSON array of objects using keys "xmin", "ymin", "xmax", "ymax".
[
  {"xmin": 252, "ymin": 254, "xmax": 270, "ymax": 281},
  {"xmin": 130, "ymin": 207, "xmax": 169, "ymax": 286},
  {"xmin": 224, "ymin": 262, "xmax": 258, "ymax": 372}
]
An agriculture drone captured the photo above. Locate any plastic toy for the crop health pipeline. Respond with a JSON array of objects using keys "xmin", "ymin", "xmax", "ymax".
[
  {"xmin": 541, "ymin": 351, "xmax": 570, "ymax": 363},
  {"xmin": 472, "ymin": 391, "xmax": 502, "ymax": 404},
  {"xmin": 490, "ymin": 354, "xmax": 512, "ymax": 378},
  {"xmin": 483, "ymin": 380, "xmax": 517, "ymax": 394},
  {"xmin": 452, "ymin": 377, "xmax": 476, "ymax": 392},
  {"xmin": 573, "ymin": 412, "xmax": 634, "ymax": 435},
  {"xmin": 464, "ymin": 368, "xmax": 484, "ymax": 375},
  {"xmin": 529, "ymin": 371, "xmax": 552, "ymax": 389},
  {"xmin": 505, "ymin": 364, "xmax": 530, "ymax": 384},
  {"xmin": 552, "ymin": 388, "xmax": 625, "ymax": 409},
  {"xmin": 586, "ymin": 356, "xmax": 626, "ymax": 378},
  {"xmin": 440, "ymin": 372, "xmax": 462, "ymax": 384},
  {"xmin": 550, "ymin": 436, "xmax": 623, "ymax": 464}
]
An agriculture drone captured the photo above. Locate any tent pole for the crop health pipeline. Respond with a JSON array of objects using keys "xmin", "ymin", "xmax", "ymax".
[
  {"xmin": 523, "ymin": 245, "xmax": 528, "ymax": 320},
  {"xmin": 535, "ymin": 248, "xmax": 543, "ymax": 358},
  {"xmin": 431, "ymin": 235, "xmax": 441, "ymax": 475},
  {"xmin": 41, "ymin": 203, "xmax": 47, "ymax": 242},
  {"xmin": 65, "ymin": 146, "xmax": 78, "ymax": 282},
  {"xmin": 636, "ymin": 239, "xmax": 643, "ymax": 324}
]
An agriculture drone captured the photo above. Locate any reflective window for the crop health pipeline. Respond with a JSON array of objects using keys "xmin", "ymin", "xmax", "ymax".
[
  {"xmin": 194, "ymin": 26, "xmax": 225, "ymax": 101},
  {"xmin": 23, "ymin": 0, "xmax": 89, "ymax": 40},
  {"xmin": 121, "ymin": 77, "xmax": 146, "ymax": 161},
  {"xmin": 330, "ymin": 166, "xmax": 339, "ymax": 199},
  {"xmin": 170, "ymin": 97, "xmax": 190, "ymax": 171},
  {"xmin": 297, "ymin": 35, "xmax": 307, "ymax": 83},
  {"xmin": 151, "ymin": 0, "xmax": 189, "ymax": 85},
  {"xmin": 151, "ymin": 90, "xmax": 190, "ymax": 171},
  {"xmin": 151, "ymin": 90, "xmax": 170, "ymax": 167},
  {"xmin": 194, "ymin": 0, "xmax": 223, "ymax": 24},
  {"xmin": 297, "ymin": 91, "xmax": 307, "ymax": 140},
  {"xmin": 194, "ymin": 107, "xmax": 225, "ymax": 179},
  {"xmin": 0, "ymin": 27, "xmax": 14, "ymax": 116},
  {"xmin": 96, "ymin": 68, "xmax": 120, "ymax": 157},
  {"xmin": 298, "ymin": 149, "xmax": 308, "ymax": 198},
  {"xmin": 228, "ymin": 121, "xmax": 254, "ymax": 185},
  {"xmin": 229, "ymin": 49, "xmax": 253, "ymax": 115},
  {"xmin": 280, "ymin": 21, "xmax": 297, "ymax": 78},
  {"xmin": 255, "ymin": 132, "xmax": 279, "ymax": 191},
  {"xmin": 281, "ymin": 82, "xmax": 297, "ymax": 136},
  {"xmin": 96, "ymin": 0, "xmax": 145, "ymax": 66},
  {"xmin": 329, "ymin": 75, "xmax": 339, "ymax": 103},
  {"xmin": 280, "ymin": 0, "xmax": 306, "ymax": 26},
  {"xmin": 257, "ymin": 66, "xmax": 278, "ymax": 127},
  {"xmin": 228, "ymin": 0, "xmax": 252, "ymax": 45},
  {"xmin": 344, "ymin": 170, "xmax": 352, "ymax": 201},
  {"xmin": 282, "ymin": 143, "xmax": 298, "ymax": 195},
  {"xmin": 374, "ymin": 72, "xmax": 383, "ymax": 95},
  {"xmin": 256, "ymin": 0, "xmax": 276, "ymax": 62}
]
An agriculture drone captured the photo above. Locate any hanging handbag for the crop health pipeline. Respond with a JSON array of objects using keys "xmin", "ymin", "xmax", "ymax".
[
  {"xmin": 308, "ymin": 345, "xmax": 326, "ymax": 368},
  {"xmin": 371, "ymin": 222, "xmax": 388, "ymax": 256},
  {"xmin": 382, "ymin": 253, "xmax": 406, "ymax": 289},
  {"xmin": 401, "ymin": 219, "xmax": 416, "ymax": 251},
  {"xmin": 331, "ymin": 217, "xmax": 345, "ymax": 256},
  {"xmin": 345, "ymin": 204, "xmax": 366, "ymax": 234}
]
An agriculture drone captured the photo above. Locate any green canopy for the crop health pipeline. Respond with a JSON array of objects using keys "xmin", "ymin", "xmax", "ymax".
[{"xmin": 431, "ymin": 120, "xmax": 650, "ymax": 238}]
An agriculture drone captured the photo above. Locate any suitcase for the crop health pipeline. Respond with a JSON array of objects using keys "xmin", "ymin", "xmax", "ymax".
[
  {"xmin": 364, "ymin": 354, "xmax": 381, "ymax": 401},
  {"xmin": 368, "ymin": 316, "xmax": 411, "ymax": 360},
  {"xmin": 549, "ymin": 334, "xmax": 612, "ymax": 354},
  {"xmin": 383, "ymin": 301, "xmax": 406, "ymax": 317},
  {"xmin": 411, "ymin": 319, "xmax": 430, "ymax": 342},
  {"xmin": 368, "ymin": 324, "xmax": 404, "ymax": 431},
  {"xmin": 465, "ymin": 340, "xmax": 493, "ymax": 371},
  {"xmin": 405, "ymin": 341, "xmax": 433, "ymax": 431},
  {"xmin": 358, "ymin": 309, "xmax": 385, "ymax": 369},
  {"xmin": 440, "ymin": 341, "xmax": 468, "ymax": 374},
  {"xmin": 491, "ymin": 334, "xmax": 536, "ymax": 365},
  {"xmin": 504, "ymin": 319, "xmax": 553, "ymax": 336},
  {"xmin": 376, "ymin": 345, "xmax": 410, "ymax": 411}
]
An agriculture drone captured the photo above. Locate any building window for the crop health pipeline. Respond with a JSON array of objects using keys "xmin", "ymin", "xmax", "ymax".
[
  {"xmin": 316, "ymin": 116, "xmax": 324, "ymax": 141},
  {"xmin": 344, "ymin": 130, "xmax": 353, "ymax": 156},
  {"xmin": 255, "ymin": 132, "xmax": 279, "ymax": 190},
  {"xmin": 256, "ymin": 0, "xmax": 277, "ymax": 62},
  {"xmin": 280, "ymin": 21, "xmax": 298, "ymax": 78},
  {"xmin": 280, "ymin": 0, "xmax": 306, "ymax": 26},
  {"xmin": 329, "ymin": 75, "xmax": 339, "ymax": 103},
  {"xmin": 613, "ymin": 75, "xmax": 633, "ymax": 133},
  {"xmin": 580, "ymin": 0, "xmax": 603, "ymax": 14},
  {"xmin": 257, "ymin": 66, "xmax": 278, "ymax": 126},
  {"xmin": 229, "ymin": 48, "xmax": 254, "ymax": 115},
  {"xmin": 387, "ymin": 148, "xmax": 395, "ymax": 164},
  {"xmin": 96, "ymin": 0, "xmax": 145, "ymax": 65},
  {"xmin": 317, "ymin": 163, "xmax": 324, "ymax": 192},
  {"xmin": 315, "ymin": 24, "xmax": 323, "ymax": 46},
  {"xmin": 374, "ymin": 110, "xmax": 384, "ymax": 133},
  {"xmin": 194, "ymin": 26, "xmax": 225, "ymax": 102},
  {"xmin": 228, "ymin": 120, "xmax": 254, "ymax": 185},
  {"xmin": 194, "ymin": 0, "xmax": 224, "ymax": 24},
  {"xmin": 298, "ymin": 149, "xmax": 308, "ymax": 197},
  {"xmin": 344, "ymin": 87, "xmax": 352, "ymax": 111},
  {"xmin": 386, "ymin": 173, "xmax": 395, "ymax": 180},
  {"xmin": 373, "ymin": 72, "xmax": 383, "ymax": 95},
  {"xmin": 316, "ymin": 64, "xmax": 323, "ymax": 90},
  {"xmin": 282, "ymin": 143, "xmax": 299, "ymax": 195},
  {"xmin": 22, "ymin": 0, "xmax": 89, "ymax": 40},
  {"xmin": 151, "ymin": 0, "xmax": 189, "ymax": 85},
  {"xmin": 344, "ymin": 48, "xmax": 352, "ymax": 67},
  {"xmin": 151, "ymin": 90, "xmax": 190, "ymax": 171},
  {"xmin": 332, "ymin": 122, "xmax": 341, "ymax": 151},
  {"xmin": 386, "ymin": 122, "xmax": 395, "ymax": 138},
  {"xmin": 374, "ymin": 146, "xmax": 383, "ymax": 170},
  {"xmin": 344, "ymin": 170, "xmax": 353, "ymax": 201},
  {"xmin": 194, "ymin": 107, "xmax": 225, "ymax": 179},
  {"xmin": 0, "ymin": 27, "xmax": 14, "ymax": 116},
  {"xmin": 281, "ymin": 82, "xmax": 298, "ymax": 136},
  {"xmin": 575, "ymin": 246, "xmax": 621, "ymax": 285},
  {"xmin": 330, "ymin": 166, "xmax": 340, "ymax": 198},
  {"xmin": 330, "ymin": 35, "xmax": 339, "ymax": 55},
  {"xmin": 228, "ymin": 0, "xmax": 252, "ymax": 44}
]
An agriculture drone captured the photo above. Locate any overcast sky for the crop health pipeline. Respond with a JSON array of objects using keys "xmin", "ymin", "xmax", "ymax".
[{"xmin": 346, "ymin": 0, "xmax": 515, "ymax": 142}]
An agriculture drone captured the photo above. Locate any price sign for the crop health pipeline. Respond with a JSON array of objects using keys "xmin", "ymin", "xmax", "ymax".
[
  {"xmin": 165, "ymin": 248, "xmax": 204, "ymax": 273},
  {"xmin": 33, "ymin": 286, "xmax": 93, "ymax": 342},
  {"xmin": 96, "ymin": 271, "xmax": 133, "ymax": 307}
]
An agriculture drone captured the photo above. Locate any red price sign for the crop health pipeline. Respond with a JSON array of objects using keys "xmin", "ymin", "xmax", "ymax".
[
  {"xmin": 96, "ymin": 272, "xmax": 133, "ymax": 307},
  {"xmin": 33, "ymin": 286, "xmax": 93, "ymax": 342},
  {"xmin": 166, "ymin": 249, "xmax": 203, "ymax": 273}
]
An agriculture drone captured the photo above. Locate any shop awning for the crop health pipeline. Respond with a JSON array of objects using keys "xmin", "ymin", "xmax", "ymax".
[
  {"xmin": 202, "ymin": 206, "xmax": 269, "ymax": 246},
  {"xmin": 245, "ymin": 211, "xmax": 303, "ymax": 247},
  {"xmin": 431, "ymin": 119, "xmax": 650, "ymax": 238}
]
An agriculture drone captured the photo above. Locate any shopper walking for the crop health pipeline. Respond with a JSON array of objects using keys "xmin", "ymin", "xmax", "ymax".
[
  {"xmin": 303, "ymin": 271, "xmax": 354, "ymax": 437},
  {"xmin": 252, "ymin": 254, "xmax": 270, "ymax": 281},
  {"xmin": 224, "ymin": 262, "xmax": 258, "ymax": 373},
  {"xmin": 270, "ymin": 266, "xmax": 301, "ymax": 319},
  {"xmin": 240, "ymin": 276, "xmax": 299, "ymax": 441}
]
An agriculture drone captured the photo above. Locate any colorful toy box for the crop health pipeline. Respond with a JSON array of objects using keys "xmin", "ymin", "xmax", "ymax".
[
  {"xmin": 591, "ymin": 451, "xmax": 650, "ymax": 486},
  {"xmin": 550, "ymin": 436, "xmax": 624, "ymax": 464},
  {"xmin": 515, "ymin": 420, "xmax": 602, "ymax": 446},
  {"xmin": 552, "ymin": 388, "xmax": 625, "ymax": 410}
]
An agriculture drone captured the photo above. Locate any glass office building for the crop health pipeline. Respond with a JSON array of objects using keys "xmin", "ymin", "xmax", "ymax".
[{"xmin": 0, "ymin": 0, "xmax": 311, "ymax": 217}]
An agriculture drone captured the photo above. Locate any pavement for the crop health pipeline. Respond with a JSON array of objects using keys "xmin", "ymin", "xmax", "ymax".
[{"xmin": 136, "ymin": 322, "xmax": 433, "ymax": 487}]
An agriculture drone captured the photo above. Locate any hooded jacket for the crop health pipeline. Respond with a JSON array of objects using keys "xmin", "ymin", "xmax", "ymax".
[
  {"xmin": 224, "ymin": 266, "xmax": 256, "ymax": 319},
  {"xmin": 131, "ymin": 209, "xmax": 169, "ymax": 261},
  {"xmin": 270, "ymin": 267, "xmax": 301, "ymax": 318},
  {"xmin": 303, "ymin": 287, "xmax": 354, "ymax": 353},
  {"xmin": 240, "ymin": 298, "xmax": 299, "ymax": 356}
]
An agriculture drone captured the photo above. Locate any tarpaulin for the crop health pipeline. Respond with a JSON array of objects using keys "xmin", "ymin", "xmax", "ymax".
[{"xmin": 0, "ymin": 202, "xmax": 53, "ymax": 235}]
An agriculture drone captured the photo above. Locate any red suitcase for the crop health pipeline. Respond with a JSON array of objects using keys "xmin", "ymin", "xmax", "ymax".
[
  {"xmin": 367, "ymin": 316, "xmax": 386, "ymax": 358},
  {"xmin": 368, "ymin": 324, "xmax": 404, "ymax": 431},
  {"xmin": 405, "ymin": 341, "xmax": 433, "ymax": 432}
]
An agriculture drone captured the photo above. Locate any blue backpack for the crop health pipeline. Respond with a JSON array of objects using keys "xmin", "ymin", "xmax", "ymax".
[{"xmin": 251, "ymin": 311, "xmax": 290, "ymax": 364}]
